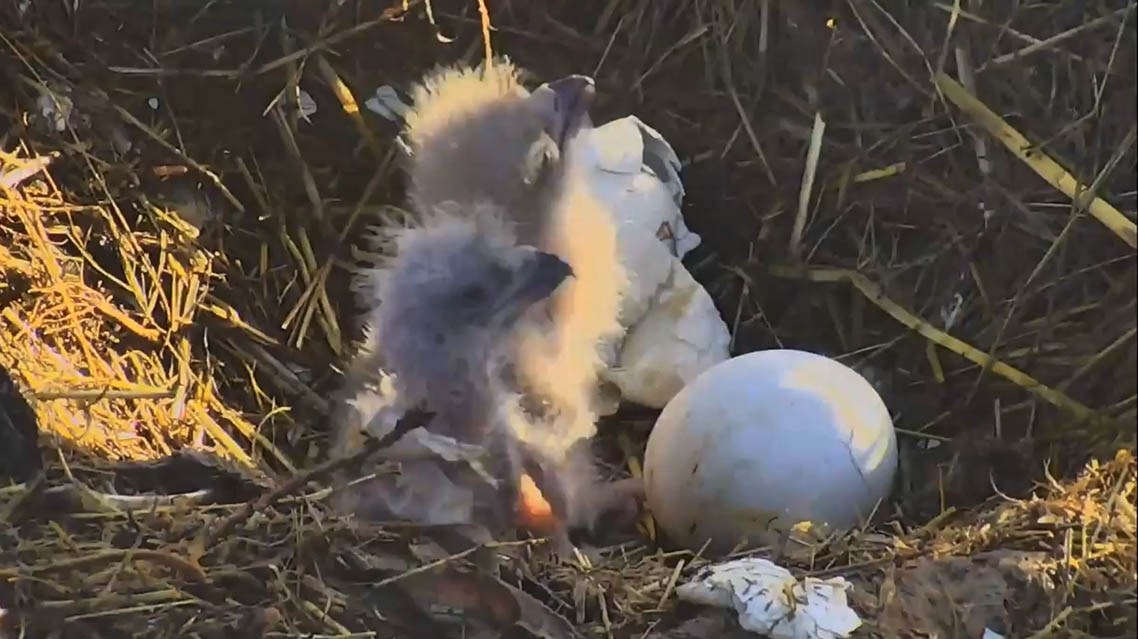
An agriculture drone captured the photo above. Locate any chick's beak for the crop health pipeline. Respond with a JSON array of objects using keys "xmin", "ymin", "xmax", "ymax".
[
  {"xmin": 531, "ymin": 74, "xmax": 596, "ymax": 148},
  {"xmin": 490, "ymin": 249, "xmax": 572, "ymax": 321}
]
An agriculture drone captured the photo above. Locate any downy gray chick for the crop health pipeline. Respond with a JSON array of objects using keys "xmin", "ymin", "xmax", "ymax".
[
  {"xmin": 335, "ymin": 207, "xmax": 573, "ymax": 535},
  {"xmin": 402, "ymin": 60, "xmax": 594, "ymax": 246},
  {"xmin": 398, "ymin": 61, "xmax": 633, "ymax": 537}
]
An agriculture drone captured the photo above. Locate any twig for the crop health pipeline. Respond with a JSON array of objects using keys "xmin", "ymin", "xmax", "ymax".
[
  {"xmin": 0, "ymin": 549, "xmax": 206, "ymax": 583},
  {"xmin": 476, "ymin": 0, "xmax": 495, "ymax": 64},
  {"xmin": 203, "ymin": 408, "xmax": 435, "ymax": 546},
  {"xmin": 982, "ymin": 6, "xmax": 1136, "ymax": 70},
  {"xmin": 935, "ymin": 73, "xmax": 1137, "ymax": 248},
  {"xmin": 30, "ymin": 387, "xmax": 175, "ymax": 401},
  {"xmin": 371, "ymin": 537, "xmax": 537, "ymax": 589},
  {"xmin": 763, "ymin": 264, "xmax": 1111, "ymax": 428},
  {"xmin": 314, "ymin": 55, "xmax": 382, "ymax": 156},
  {"xmin": 790, "ymin": 112, "xmax": 826, "ymax": 258},
  {"xmin": 112, "ymin": 105, "xmax": 246, "ymax": 214},
  {"xmin": 1023, "ymin": 606, "xmax": 1073, "ymax": 639}
]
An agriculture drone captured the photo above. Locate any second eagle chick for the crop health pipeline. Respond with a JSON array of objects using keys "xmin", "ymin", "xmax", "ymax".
[{"xmin": 334, "ymin": 206, "xmax": 574, "ymax": 535}]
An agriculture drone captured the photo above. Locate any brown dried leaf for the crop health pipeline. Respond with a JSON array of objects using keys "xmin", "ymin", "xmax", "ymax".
[{"xmin": 397, "ymin": 567, "xmax": 579, "ymax": 639}]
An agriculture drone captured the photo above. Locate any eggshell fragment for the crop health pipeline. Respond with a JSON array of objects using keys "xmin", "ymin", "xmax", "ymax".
[
  {"xmin": 605, "ymin": 252, "xmax": 730, "ymax": 408},
  {"xmin": 577, "ymin": 116, "xmax": 730, "ymax": 410}
]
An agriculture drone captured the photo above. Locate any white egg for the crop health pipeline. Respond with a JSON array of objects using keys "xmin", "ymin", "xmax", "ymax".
[{"xmin": 643, "ymin": 349, "xmax": 897, "ymax": 555}]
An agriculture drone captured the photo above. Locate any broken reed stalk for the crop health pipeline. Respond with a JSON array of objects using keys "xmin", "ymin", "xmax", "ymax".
[
  {"xmin": 763, "ymin": 264, "xmax": 1111, "ymax": 429},
  {"xmin": 204, "ymin": 408, "xmax": 435, "ymax": 546},
  {"xmin": 789, "ymin": 112, "xmax": 826, "ymax": 258},
  {"xmin": 935, "ymin": 72, "xmax": 1137, "ymax": 249}
]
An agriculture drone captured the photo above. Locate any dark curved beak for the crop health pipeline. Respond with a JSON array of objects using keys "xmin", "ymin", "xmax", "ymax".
[
  {"xmin": 531, "ymin": 74, "xmax": 596, "ymax": 148},
  {"xmin": 491, "ymin": 249, "xmax": 573, "ymax": 321}
]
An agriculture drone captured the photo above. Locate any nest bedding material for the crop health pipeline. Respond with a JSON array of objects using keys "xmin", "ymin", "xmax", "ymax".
[{"xmin": 2, "ymin": 0, "xmax": 1136, "ymax": 637}]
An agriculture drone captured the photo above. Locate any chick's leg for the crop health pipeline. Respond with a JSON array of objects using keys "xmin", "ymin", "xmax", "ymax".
[
  {"xmin": 516, "ymin": 440, "xmax": 644, "ymax": 545},
  {"xmin": 580, "ymin": 476, "xmax": 645, "ymax": 538},
  {"xmin": 468, "ymin": 429, "xmax": 525, "ymax": 538}
]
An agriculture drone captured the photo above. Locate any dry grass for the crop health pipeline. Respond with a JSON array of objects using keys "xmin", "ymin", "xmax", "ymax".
[
  {"xmin": 0, "ymin": 150, "xmax": 270, "ymax": 466},
  {"xmin": 1, "ymin": 0, "xmax": 1135, "ymax": 637}
]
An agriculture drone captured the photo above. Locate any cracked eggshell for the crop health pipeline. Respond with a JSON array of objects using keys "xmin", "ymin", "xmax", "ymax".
[
  {"xmin": 579, "ymin": 116, "xmax": 701, "ymax": 326},
  {"xmin": 676, "ymin": 558, "xmax": 862, "ymax": 639},
  {"xmin": 605, "ymin": 252, "xmax": 730, "ymax": 408},
  {"xmin": 579, "ymin": 116, "xmax": 729, "ymax": 410},
  {"xmin": 643, "ymin": 349, "xmax": 897, "ymax": 555}
]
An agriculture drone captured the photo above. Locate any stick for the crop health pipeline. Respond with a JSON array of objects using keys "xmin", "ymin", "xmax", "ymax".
[{"xmin": 204, "ymin": 408, "xmax": 435, "ymax": 545}]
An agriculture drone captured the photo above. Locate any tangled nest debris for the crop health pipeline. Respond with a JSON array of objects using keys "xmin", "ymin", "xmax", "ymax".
[{"xmin": 1, "ymin": 1, "xmax": 1135, "ymax": 637}]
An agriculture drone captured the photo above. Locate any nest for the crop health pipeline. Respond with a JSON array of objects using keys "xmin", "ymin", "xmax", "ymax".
[{"xmin": 1, "ymin": 1, "xmax": 1135, "ymax": 637}]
